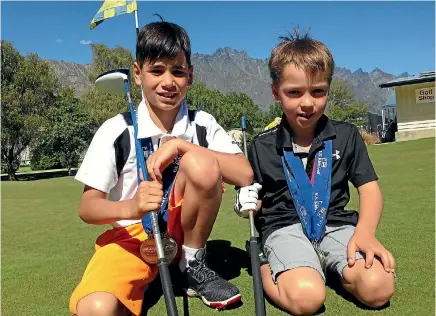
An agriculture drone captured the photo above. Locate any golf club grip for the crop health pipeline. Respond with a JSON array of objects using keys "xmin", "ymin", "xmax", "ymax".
[
  {"xmin": 249, "ymin": 237, "xmax": 266, "ymax": 316},
  {"xmin": 158, "ymin": 259, "xmax": 179, "ymax": 316}
]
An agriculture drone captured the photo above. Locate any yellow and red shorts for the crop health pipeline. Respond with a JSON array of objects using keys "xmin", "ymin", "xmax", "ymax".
[{"xmin": 69, "ymin": 189, "xmax": 184, "ymax": 316}]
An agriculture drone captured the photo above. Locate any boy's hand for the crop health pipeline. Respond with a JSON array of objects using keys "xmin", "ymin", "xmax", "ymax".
[
  {"xmin": 146, "ymin": 138, "xmax": 180, "ymax": 183},
  {"xmin": 127, "ymin": 181, "xmax": 163, "ymax": 220},
  {"xmin": 234, "ymin": 183, "xmax": 262, "ymax": 218},
  {"xmin": 347, "ymin": 229, "xmax": 395, "ymax": 273}
]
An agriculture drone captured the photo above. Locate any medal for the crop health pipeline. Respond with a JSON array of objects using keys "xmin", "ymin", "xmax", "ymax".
[
  {"xmin": 162, "ymin": 236, "xmax": 178, "ymax": 262},
  {"xmin": 281, "ymin": 140, "xmax": 333, "ymax": 275},
  {"xmin": 140, "ymin": 238, "xmax": 158, "ymax": 264},
  {"xmin": 140, "ymin": 236, "xmax": 178, "ymax": 264}
]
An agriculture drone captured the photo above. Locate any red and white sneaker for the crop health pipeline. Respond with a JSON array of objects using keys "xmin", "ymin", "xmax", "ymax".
[{"xmin": 183, "ymin": 251, "xmax": 242, "ymax": 310}]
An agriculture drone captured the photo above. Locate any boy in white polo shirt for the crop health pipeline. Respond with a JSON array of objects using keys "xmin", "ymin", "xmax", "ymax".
[{"xmin": 69, "ymin": 19, "xmax": 253, "ymax": 316}]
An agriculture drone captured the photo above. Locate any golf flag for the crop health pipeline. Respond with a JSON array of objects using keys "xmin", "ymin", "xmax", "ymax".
[{"xmin": 90, "ymin": 0, "xmax": 137, "ymax": 30}]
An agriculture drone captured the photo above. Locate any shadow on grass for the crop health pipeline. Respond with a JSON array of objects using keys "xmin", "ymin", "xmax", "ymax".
[
  {"xmin": 1, "ymin": 169, "xmax": 77, "ymax": 181},
  {"xmin": 140, "ymin": 239, "xmax": 249, "ymax": 316}
]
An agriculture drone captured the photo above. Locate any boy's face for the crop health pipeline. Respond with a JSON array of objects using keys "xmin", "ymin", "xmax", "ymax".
[
  {"xmin": 271, "ymin": 64, "xmax": 329, "ymax": 134},
  {"xmin": 134, "ymin": 51, "xmax": 193, "ymax": 111}
]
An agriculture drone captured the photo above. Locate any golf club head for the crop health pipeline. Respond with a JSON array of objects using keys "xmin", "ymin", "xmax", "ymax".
[
  {"xmin": 241, "ymin": 115, "xmax": 254, "ymax": 134},
  {"xmin": 95, "ymin": 68, "xmax": 130, "ymax": 95}
]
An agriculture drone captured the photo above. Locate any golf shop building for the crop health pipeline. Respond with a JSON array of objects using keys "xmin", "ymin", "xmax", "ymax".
[{"xmin": 379, "ymin": 71, "xmax": 435, "ymax": 141}]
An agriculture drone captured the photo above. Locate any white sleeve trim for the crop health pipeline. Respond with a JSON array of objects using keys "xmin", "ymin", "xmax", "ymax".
[{"xmin": 195, "ymin": 111, "xmax": 242, "ymax": 154}]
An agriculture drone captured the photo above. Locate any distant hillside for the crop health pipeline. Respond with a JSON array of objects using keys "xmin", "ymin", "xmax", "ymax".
[
  {"xmin": 47, "ymin": 48, "xmax": 407, "ymax": 114},
  {"xmin": 48, "ymin": 60, "xmax": 92, "ymax": 96}
]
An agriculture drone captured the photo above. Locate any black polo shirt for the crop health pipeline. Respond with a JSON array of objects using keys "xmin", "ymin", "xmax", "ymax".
[{"xmin": 249, "ymin": 115, "xmax": 378, "ymax": 246}]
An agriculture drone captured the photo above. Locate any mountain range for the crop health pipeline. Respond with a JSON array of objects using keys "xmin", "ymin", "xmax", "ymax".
[{"xmin": 48, "ymin": 47, "xmax": 406, "ymax": 114}]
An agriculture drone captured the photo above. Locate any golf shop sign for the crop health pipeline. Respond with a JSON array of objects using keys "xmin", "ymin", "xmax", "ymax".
[{"xmin": 415, "ymin": 87, "xmax": 434, "ymax": 104}]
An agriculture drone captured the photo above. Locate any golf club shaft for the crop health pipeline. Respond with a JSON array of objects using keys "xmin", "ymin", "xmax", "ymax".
[
  {"xmin": 159, "ymin": 259, "xmax": 179, "ymax": 316},
  {"xmin": 241, "ymin": 117, "xmax": 266, "ymax": 316},
  {"xmin": 125, "ymin": 80, "xmax": 179, "ymax": 316},
  {"xmin": 250, "ymin": 237, "xmax": 266, "ymax": 316},
  {"xmin": 241, "ymin": 126, "xmax": 258, "ymax": 240},
  {"xmin": 249, "ymin": 210, "xmax": 256, "ymax": 238}
]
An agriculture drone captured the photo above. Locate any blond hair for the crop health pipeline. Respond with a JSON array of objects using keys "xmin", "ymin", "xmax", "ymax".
[{"xmin": 269, "ymin": 28, "xmax": 335, "ymax": 85}]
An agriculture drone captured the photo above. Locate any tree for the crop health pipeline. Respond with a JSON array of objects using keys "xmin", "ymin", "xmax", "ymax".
[
  {"xmin": 220, "ymin": 91, "xmax": 262, "ymax": 130},
  {"xmin": 264, "ymin": 101, "xmax": 283, "ymax": 126},
  {"xmin": 32, "ymin": 87, "xmax": 94, "ymax": 175},
  {"xmin": 187, "ymin": 81, "xmax": 224, "ymax": 116},
  {"xmin": 187, "ymin": 82, "xmax": 271, "ymax": 151},
  {"xmin": 327, "ymin": 79, "xmax": 368, "ymax": 126},
  {"xmin": 88, "ymin": 44, "xmax": 138, "ymax": 83},
  {"xmin": 187, "ymin": 82, "xmax": 266, "ymax": 131},
  {"xmin": 1, "ymin": 41, "xmax": 58, "ymax": 180},
  {"xmin": 328, "ymin": 80, "xmax": 355, "ymax": 107},
  {"xmin": 327, "ymin": 101, "xmax": 368, "ymax": 126},
  {"xmin": 81, "ymin": 44, "xmax": 142, "ymax": 127}
]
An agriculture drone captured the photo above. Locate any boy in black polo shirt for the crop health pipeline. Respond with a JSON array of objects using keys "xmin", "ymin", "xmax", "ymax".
[{"xmin": 235, "ymin": 31, "xmax": 396, "ymax": 315}]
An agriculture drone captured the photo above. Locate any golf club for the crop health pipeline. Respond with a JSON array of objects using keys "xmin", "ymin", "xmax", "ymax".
[
  {"xmin": 241, "ymin": 116, "xmax": 266, "ymax": 316},
  {"xmin": 95, "ymin": 68, "xmax": 179, "ymax": 316}
]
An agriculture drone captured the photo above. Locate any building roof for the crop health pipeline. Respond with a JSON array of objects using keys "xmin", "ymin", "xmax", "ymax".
[{"xmin": 379, "ymin": 71, "xmax": 435, "ymax": 88}]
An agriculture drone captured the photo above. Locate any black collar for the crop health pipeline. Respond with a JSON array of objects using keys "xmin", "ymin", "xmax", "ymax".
[{"xmin": 276, "ymin": 114, "xmax": 336, "ymax": 152}]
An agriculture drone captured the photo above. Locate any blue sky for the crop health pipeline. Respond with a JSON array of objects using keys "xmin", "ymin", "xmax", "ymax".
[{"xmin": 2, "ymin": 1, "xmax": 435, "ymax": 76}]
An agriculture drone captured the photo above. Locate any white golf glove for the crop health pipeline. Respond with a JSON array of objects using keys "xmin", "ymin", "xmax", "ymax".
[{"xmin": 234, "ymin": 183, "xmax": 262, "ymax": 218}]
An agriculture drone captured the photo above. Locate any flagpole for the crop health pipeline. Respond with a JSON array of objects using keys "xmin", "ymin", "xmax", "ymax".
[
  {"xmin": 133, "ymin": 6, "xmax": 143, "ymax": 98},
  {"xmin": 134, "ymin": 9, "xmax": 139, "ymax": 38}
]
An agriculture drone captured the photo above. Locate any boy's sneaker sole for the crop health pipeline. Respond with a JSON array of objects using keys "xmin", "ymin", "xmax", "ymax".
[{"xmin": 185, "ymin": 288, "xmax": 242, "ymax": 310}]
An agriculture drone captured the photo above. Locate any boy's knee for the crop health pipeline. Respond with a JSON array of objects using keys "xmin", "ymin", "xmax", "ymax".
[
  {"xmin": 279, "ymin": 280, "xmax": 326, "ymax": 315},
  {"xmin": 76, "ymin": 292, "xmax": 121, "ymax": 316},
  {"xmin": 179, "ymin": 149, "xmax": 221, "ymax": 190},
  {"xmin": 355, "ymin": 270, "xmax": 395, "ymax": 308}
]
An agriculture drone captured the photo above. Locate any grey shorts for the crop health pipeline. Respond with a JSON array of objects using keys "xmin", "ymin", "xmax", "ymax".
[{"xmin": 264, "ymin": 223, "xmax": 364, "ymax": 282}]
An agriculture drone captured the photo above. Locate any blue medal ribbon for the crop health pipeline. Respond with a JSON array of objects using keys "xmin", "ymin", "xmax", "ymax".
[
  {"xmin": 137, "ymin": 137, "xmax": 179, "ymax": 236},
  {"xmin": 281, "ymin": 140, "xmax": 332, "ymax": 244}
]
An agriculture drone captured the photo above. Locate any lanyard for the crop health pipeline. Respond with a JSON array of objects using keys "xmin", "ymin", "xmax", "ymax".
[
  {"xmin": 138, "ymin": 137, "xmax": 179, "ymax": 235},
  {"xmin": 281, "ymin": 140, "xmax": 332, "ymax": 244}
]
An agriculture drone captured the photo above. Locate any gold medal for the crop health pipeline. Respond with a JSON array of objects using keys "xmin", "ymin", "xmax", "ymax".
[
  {"xmin": 140, "ymin": 236, "xmax": 178, "ymax": 264},
  {"xmin": 140, "ymin": 238, "xmax": 159, "ymax": 264}
]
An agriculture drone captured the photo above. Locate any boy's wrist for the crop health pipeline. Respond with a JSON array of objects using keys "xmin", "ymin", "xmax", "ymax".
[
  {"xmin": 175, "ymin": 138, "xmax": 193, "ymax": 154},
  {"xmin": 121, "ymin": 199, "xmax": 135, "ymax": 220},
  {"xmin": 355, "ymin": 223, "xmax": 377, "ymax": 236}
]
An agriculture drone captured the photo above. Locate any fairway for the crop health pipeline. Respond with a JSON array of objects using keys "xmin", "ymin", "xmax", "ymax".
[{"xmin": 1, "ymin": 138, "xmax": 434, "ymax": 316}]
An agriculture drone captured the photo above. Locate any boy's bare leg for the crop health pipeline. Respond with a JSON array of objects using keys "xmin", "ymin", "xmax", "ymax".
[
  {"xmin": 342, "ymin": 258, "xmax": 395, "ymax": 308},
  {"xmin": 172, "ymin": 149, "xmax": 241, "ymax": 308},
  {"xmin": 173, "ymin": 149, "xmax": 222, "ymax": 248},
  {"xmin": 76, "ymin": 292, "xmax": 129, "ymax": 316},
  {"xmin": 260, "ymin": 264, "xmax": 279, "ymax": 299},
  {"xmin": 261, "ymin": 265, "xmax": 326, "ymax": 316}
]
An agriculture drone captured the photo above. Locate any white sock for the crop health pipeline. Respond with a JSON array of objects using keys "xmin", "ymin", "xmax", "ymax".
[{"xmin": 179, "ymin": 245, "xmax": 206, "ymax": 272}]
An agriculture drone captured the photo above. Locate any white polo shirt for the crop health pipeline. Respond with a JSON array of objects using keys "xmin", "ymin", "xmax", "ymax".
[{"xmin": 75, "ymin": 99, "xmax": 242, "ymax": 227}]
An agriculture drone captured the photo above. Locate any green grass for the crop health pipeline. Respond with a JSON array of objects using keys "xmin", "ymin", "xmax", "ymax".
[
  {"xmin": 18, "ymin": 166, "xmax": 32, "ymax": 173},
  {"xmin": 2, "ymin": 138, "xmax": 434, "ymax": 316}
]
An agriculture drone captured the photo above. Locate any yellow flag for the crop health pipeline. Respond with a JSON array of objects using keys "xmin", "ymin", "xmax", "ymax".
[{"xmin": 90, "ymin": 0, "xmax": 137, "ymax": 30}]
